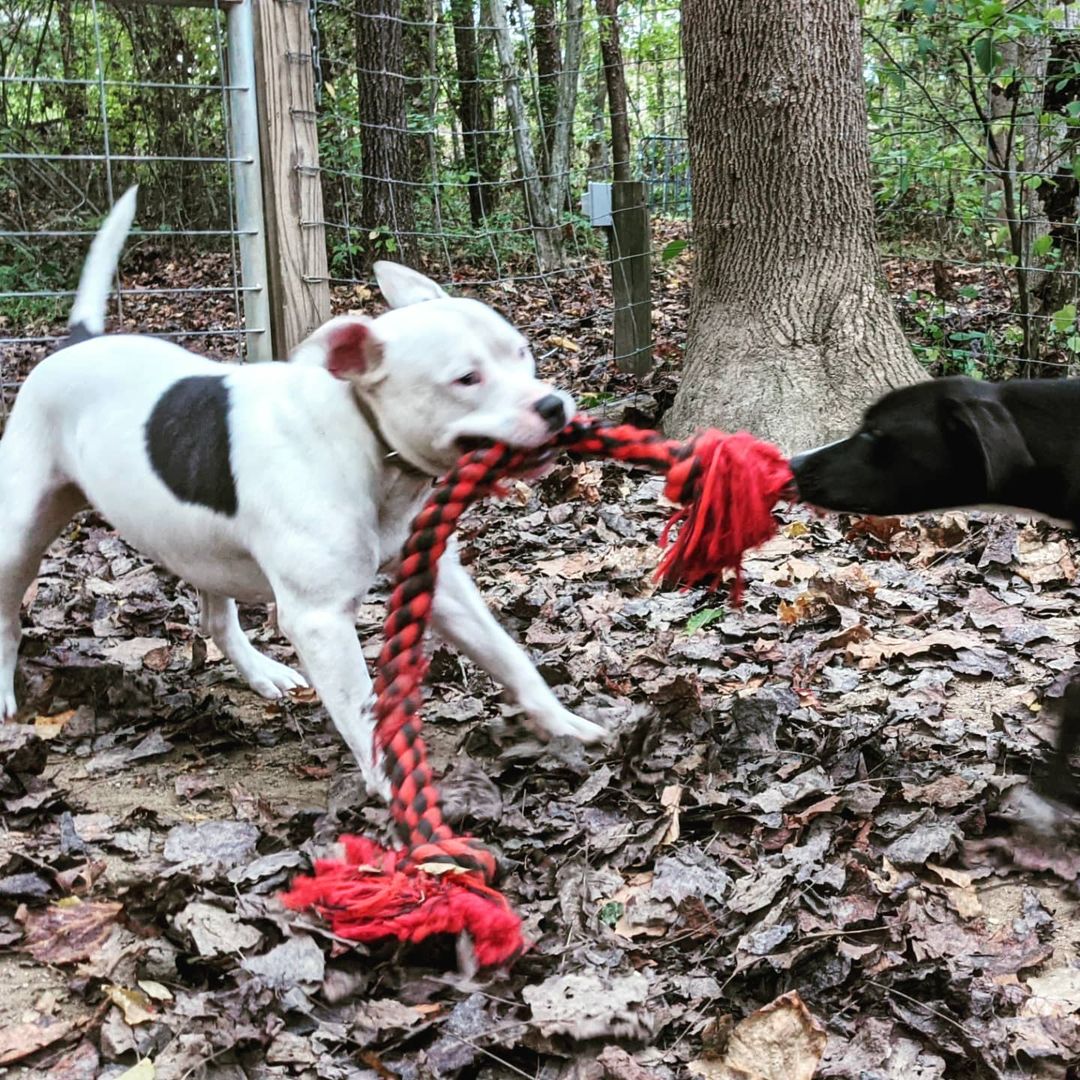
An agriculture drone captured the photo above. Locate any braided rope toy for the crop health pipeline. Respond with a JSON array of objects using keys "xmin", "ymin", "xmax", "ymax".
[{"xmin": 283, "ymin": 417, "xmax": 792, "ymax": 967}]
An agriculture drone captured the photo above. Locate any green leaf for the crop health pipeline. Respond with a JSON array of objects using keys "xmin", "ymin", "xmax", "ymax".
[
  {"xmin": 599, "ymin": 901, "xmax": 624, "ymax": 927},
  {"xmin": 685, "ymin": 607, "xmax": 725, "ymax": 634},
  {"xmin": 662, "ymin": 239, "xmax": 689, "ymax": 261},
  {"xmin": 1053, "ymin": 303, "xmax": 1076, "ymax": 335},
  {"xmin": 1032, "ymin": 234, "xmax": 1054, "ymax": 257},
  {"xmin": 1068, "ymin": 334, "xmax": 1080, "ymax": 353},
  {"xmin": 974, "ymin": 36, "xmax": 997, "ymax": 75}
]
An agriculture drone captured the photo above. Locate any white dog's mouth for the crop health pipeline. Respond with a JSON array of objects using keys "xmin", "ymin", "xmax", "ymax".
[{"xmin": 455, "ymin": 435, "xmax": 499, "ymax": 453}]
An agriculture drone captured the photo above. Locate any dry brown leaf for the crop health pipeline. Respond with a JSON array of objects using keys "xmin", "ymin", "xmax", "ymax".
[
  {"xmin": 546, "ymin": 334, "xmax": 581, "ymax": 352},
  {"xmin": 34, "ymin": 708, "xmax": 77, "ymax": 740},
  {"xmin": 847, "ymin": 629, "xmax": 983, "ymax": 667},
  {"xmin": 689, "ymin": 992, "xmax": 827, "ymax": 1080},
  {"xmin": 660, "ymin": 783, "xmax": 682, "ymax": 846},
  {"xmin": 22, "ymin": 898, "xmax": 123, "ymax": 964},
  {"xmin": 0, "ymin": 1015, "xmax": 74, "ymax": 1064},
  {"xmin": 1021, "ymin": 968, "xmax": 1080, "ymax": 1018},
  {"xmin": 106, "ymin": 985, "xmax": 157, "ymax": 1025}
]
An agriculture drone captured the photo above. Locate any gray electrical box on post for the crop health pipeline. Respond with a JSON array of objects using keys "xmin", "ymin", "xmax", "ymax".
[{"xmin": 581, "ymin": 182, "xmax": 613, "ymax": 227}]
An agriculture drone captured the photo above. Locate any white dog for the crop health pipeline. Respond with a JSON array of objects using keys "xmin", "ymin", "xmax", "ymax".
[{"xmin": 0, "ymin": 188, "xmax": 604, "ymax": 794}]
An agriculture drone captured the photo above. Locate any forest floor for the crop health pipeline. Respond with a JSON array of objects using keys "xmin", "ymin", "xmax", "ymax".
[{"xmin": 1, "ymin": 234, "xmax": 1080, "ymax": 1080}]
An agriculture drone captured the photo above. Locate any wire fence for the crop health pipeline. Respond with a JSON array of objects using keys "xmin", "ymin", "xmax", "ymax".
[
  {"xmin": 0, "ymin": 0, "xmax": 267, "ymax": 415},
  {"xmin": 864, "ymin": 3, "xmax": 1080, "ymax": 379},
  {"xmin": 310, "ymin": 0, "xmax": 686, "ymax": 376},
  {"xmin": 7, "ymin": 1, "xmax": 1080, "ymax": 393}
]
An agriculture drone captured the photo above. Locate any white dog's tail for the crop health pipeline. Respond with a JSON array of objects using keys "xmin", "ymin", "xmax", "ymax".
[{"xmin": 66, "ymin": 185, "xmax": 138, "ymax": 344}]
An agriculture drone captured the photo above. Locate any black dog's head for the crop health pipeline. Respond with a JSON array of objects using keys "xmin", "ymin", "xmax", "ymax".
[{"xmin": 790, "ymin": 377, "xmax": 1036, "ymax": 515}]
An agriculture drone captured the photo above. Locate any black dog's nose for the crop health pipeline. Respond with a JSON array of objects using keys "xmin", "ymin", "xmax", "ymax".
[
  {"xmin": 788, "ymin": 450, "xmax": 810, "ymax": 474},
  {"xmin": 534, "ymin": 394, "xmax": 567, "ymax": 432}
]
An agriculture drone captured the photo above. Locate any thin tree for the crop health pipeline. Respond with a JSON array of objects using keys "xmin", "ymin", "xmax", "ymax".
[
  {"xmin": 354, "ymin": 0, "xmax": 416, "ymax": 264},
  {"xmin": 665, "ymin": 0, "xmax": 924, "ymax": 450},
  {"xmin": 488, "ymin": 0, "xmax": 583, "ymax": 271},
  {"xmin": 450, "ymin": 0, "xmax": 498, "ymax": 226},
  {"xmin": 525, "ymin": 0, "xmax": 561, "ymax": 162}
]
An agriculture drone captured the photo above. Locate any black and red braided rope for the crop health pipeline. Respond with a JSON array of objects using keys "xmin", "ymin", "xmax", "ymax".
[
  {"xmin": 372, "ymin": 416, "xmax": 787, "ymax": 880},
  {"xmin": 284, "ymin": 416, "xmax": 791, "ymax": 965}
]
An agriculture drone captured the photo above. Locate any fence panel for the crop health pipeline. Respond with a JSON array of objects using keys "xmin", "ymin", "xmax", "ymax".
[{"xmin": 0, "ymin": 0, "xmax": 269, "ymax": 414}]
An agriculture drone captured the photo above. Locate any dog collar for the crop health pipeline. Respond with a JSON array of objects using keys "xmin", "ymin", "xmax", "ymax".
[{"xmin": 351, "ymin": 391, "xmax": 437, "ymax": 481}]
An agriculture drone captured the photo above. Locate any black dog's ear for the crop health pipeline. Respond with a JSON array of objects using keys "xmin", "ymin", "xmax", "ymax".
[{"xmin": 944, "ymin": 395, "xmax": 1035, "ymax": 494}]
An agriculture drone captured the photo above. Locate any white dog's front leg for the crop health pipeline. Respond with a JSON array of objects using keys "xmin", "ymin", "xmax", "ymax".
[
  {"xmin": 432, "ymin": 547, "xmax": 606, "ymax": 743},
  {"xmin": 275, "ymin": 601, "xmax": 387, "ymax": 799},
  {"xmin": 198, "ymin": 592, "xmax": 308, "ymax": 699}
]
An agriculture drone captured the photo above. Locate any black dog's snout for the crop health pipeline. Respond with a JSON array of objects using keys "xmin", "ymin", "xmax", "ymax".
[
  {"xmin": 788, "ymin": 450, "xmax": 810, "ymax": 474},
  {"xmin": 534, "ymin": 394, "xmax": 567, "ymax": 432}
]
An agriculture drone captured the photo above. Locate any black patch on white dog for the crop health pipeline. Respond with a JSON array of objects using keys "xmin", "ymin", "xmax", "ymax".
[
  {"xmin": 146, "ymin": 376, "xmax": 238, "ymax": 516},
  {"xmin": 57, "ymin": 322, "xmax": 95, "ymax": 351}
]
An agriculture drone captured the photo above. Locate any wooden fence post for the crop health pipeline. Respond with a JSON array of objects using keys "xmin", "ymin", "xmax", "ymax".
[
  {"xmin": 252, "ymin": 0, "xmax": 331, "ymax": 356},
  {"xmin": 610, "ymin": 180, "xmax": 652, "ymax": 375}
]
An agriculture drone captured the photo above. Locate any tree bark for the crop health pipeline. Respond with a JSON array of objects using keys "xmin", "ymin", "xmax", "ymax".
[
  {"xmin": 451, "ymin": 0, "xmax": 496, "ymax": 226},
  {"xmin": 595, "ymin": 0, "xmax": 631, "ymax": 183},
  {"xmin": 354, "ymin": 0, "xmax": 416, "ymax": 264},
  {"xmin": 665, "ymin": 0, "xmax": 924, "ymax": 451},
  {"xmin": 526, "ymin": 0, "xmax": 561, "ymax": 162}
]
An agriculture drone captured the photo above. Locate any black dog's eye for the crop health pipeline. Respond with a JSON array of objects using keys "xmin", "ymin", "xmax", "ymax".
[{"xmin": 455, "ymin": 371, "xmax": 481, "ymax": 386}]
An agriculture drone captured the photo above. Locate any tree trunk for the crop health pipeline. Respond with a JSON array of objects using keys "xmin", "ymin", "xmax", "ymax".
[
  {"xmin": 666, "ymin": 0, "xmax": 923, "ymax": 451},
  {"xmin": 587, "ymin": 67, "xmax": 610, "ymax": 179},
  {"xmin": 526, "ymin": 0, "xmax": 561, "ymax": 162},
  {"xmin": 488, "ymin": 0, "xmax": 563, "ymax": 269},
  {"xmin": 544, "ymin": 0, "xmax": 583, "ymax": 211},
  {"xmin": 451, "ymin": 0, "xmax": 494, "ymax": 226},
  {"xmin": 595, "ymin": 0, "xmax": 631, "ymax": 183},
  {"xmin": 354, "ymin": 0, "xmax": 416, "ymax": 264}
]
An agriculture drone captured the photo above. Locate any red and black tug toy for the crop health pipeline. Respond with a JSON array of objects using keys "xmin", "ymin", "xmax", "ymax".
[{"xmin": 283, "ymin": 416, "xmax": 793, "ymax": 968}]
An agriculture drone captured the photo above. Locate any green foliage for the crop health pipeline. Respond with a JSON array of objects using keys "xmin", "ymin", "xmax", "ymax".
[
  {"xmin": 867, "ymin": 0, "xmax": 1080, "ymax": 374},
  {"xmin": 685, "ymin": 607, "xmax": 725, "ymax": 634}
]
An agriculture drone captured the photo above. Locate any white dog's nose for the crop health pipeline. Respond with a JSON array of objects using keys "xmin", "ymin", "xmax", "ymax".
[{"xmin": 534, "ymin": 394, "xmax": 567, "ymax": 432}]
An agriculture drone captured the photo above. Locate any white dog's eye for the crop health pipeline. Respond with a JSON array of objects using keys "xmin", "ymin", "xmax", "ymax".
[{"xmin": 455, "ymin": 371, "xmax": 481, "ymax": 386}]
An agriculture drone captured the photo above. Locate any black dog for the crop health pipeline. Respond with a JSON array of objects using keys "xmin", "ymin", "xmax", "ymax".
[{"xmin": 790, "ymin": 375, "xmax": 1080, "ymax": 806}]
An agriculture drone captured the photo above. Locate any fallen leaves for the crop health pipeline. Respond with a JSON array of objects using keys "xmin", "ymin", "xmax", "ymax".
[
  {"xmin": 689, "ymin": 992, "xmax": 827, "ymax": 1080},
  {"xmin": 522, "ymin": 970, "xmax": 653, "ymax": 1040},
  {"xmin": 0, "ymin": 1015, "xmax": 74, "ymax": 1064},
  {"xmin": 4, "ymin": 328, "xmax": 1080, "ymax": 1076},
  {"xmin": 21, "ymin": 899, "xmax": 123, "ymax": 964}
]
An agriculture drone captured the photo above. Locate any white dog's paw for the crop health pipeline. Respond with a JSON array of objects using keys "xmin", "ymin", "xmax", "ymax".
[
  {"xmin": 244, "ymin": 655, "xmax": 309, "ymax": 699},
  {"xmin": 1, "ymin": 686, "xmax": 17, "ymax": 723},
  {"xmin": 528, "ymin": 706, "xmax": 608, "ymax": 744},
  {"xmin": 359, "ymin": 757, "xmax": 392, "ymax": 802}
]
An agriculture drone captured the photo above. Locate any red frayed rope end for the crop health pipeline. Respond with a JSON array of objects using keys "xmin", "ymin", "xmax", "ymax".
[
  {"xmin": 657, "ymin": 429, "xmax": 793, "ymax": 603},
  {"xmin": 282, "ymin": 837, "xmax": 525, "ymax": 968}
]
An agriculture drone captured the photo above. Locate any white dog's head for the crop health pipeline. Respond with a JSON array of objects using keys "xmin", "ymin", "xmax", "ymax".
[{"xmin": 291, "ymin": 262, "xmax": 575, "ymax": 476}]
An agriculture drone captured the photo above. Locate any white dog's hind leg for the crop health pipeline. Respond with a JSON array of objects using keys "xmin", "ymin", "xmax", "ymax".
[
  {"xmin": 275, "ymin": 600, "xmax": 388, "ymax": 799},
  {"xmin": 432, "ymin": 546, "xmax": 607, "ymax": 743},
  {"xmin": 198, "ymin": 592, "xmax": 308, "ymax": 699},
  {"xmin": 0, "ymin": 461, "xmax": 85, "ymax": 721}
]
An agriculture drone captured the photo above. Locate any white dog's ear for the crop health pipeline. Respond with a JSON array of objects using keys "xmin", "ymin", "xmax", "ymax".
[
  {"xmin": 373, "ymin": 261, "xmax": 449, "ymax": 308},
  {"xmin": 290, "ymin": 315, "xmax": 384, "ymax": 380}
]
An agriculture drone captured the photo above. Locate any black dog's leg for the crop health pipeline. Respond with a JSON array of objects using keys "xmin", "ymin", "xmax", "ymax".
[{"xmin": 1036, "ymin": 677, "xmax": 1080, "ymax": 809}]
